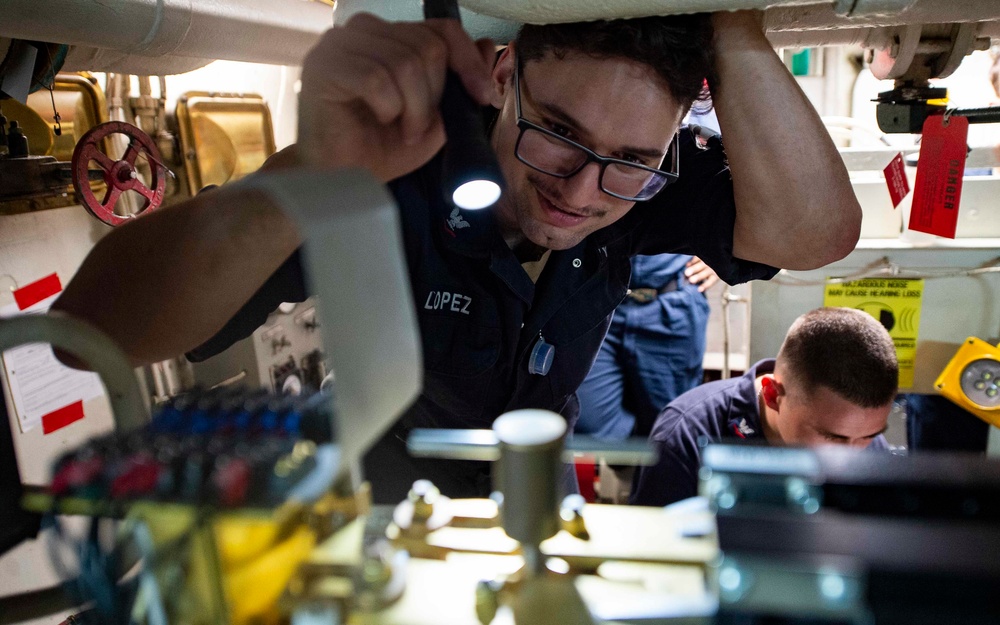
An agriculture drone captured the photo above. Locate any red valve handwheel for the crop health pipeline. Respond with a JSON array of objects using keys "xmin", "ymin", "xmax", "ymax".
[{"xmin": 71, "ymin": 121, "xmax": 167, "ymax": 227}]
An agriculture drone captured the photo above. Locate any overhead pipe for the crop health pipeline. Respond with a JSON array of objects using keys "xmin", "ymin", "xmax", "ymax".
[
  {"xmin": 457, "ymin": 0, "xmax": 822, "ymax": 25},
  {"xmin": 0, "ymin": 0, "xmax": 332, "ymax": 69},
  {"xmin": 766, "ymin": 2, "xmax": 1000, "ymax": 34},
  {"xmin": 339, "ymin": 0, "xmax": 1000, "ymax": 51},
  {"xmin": 458, "ymin": 0, "xmax": 1000, "ymax": 26},
  {"xmin": 765, "ymin": 22, "xmax": 995, "ymax": 50},
  {"xmin": 6, "ymin": 0, "xmax": 995, "ymax": 79},
  {"xmin": 61, "ymin": 46, "xmax": 215, "ymax": 76},
  {"xmin": 335, "ymin": 0, "xmax": 520, "ymax": 43}
]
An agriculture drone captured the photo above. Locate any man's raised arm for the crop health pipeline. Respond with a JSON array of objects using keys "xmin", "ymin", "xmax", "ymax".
[
  {"xmin": 711, "ymin": 11, "xmax": 862, "ymax": 270},
  {"xmin": 52, "ymin": 172, "xmax": 302, "ymax": 366},
  {"xmin": 53, "ymin": 15, "xmax": 496, "ymax": 366}
]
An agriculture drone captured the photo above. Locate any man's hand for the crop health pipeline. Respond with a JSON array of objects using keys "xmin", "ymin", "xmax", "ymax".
[
  {"xmin": 684, "ymin": 256, "xmax": 719, "ymax": 293},
  {"xmin": 297, "ymin": 14, "xmax": 496, "ymax": 182}
]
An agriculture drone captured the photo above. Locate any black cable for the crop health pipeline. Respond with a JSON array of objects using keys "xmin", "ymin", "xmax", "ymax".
[
  {"xmin": 951, "ymin": 106, "xmax": 1000, "ymax": 125},
  {"xmin": 0, "ymin": 585, "xmax": 80, "ymax": 625},
  {"xmin": 422, "ymin": 0, "xmax": 505, "ymax": 209}
]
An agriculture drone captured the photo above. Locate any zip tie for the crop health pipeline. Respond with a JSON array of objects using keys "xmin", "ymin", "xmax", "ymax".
[{"xmin": 942, "ymin": 107, "xmax": 955, "ymax": 127}]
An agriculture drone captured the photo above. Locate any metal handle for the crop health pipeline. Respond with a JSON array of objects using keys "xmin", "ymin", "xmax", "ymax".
[{"xmin": 407, "ymin": 429, "xmax": 658, "ymax": 466}]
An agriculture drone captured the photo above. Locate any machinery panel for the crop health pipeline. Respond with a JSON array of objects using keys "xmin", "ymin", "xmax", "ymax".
[{"xmin": 188, "ymin": 297, "xmax": 327, "ymax": 396}]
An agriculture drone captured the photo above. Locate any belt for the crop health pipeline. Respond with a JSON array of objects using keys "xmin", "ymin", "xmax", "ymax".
[{"xmin": 626, "ymin": 278, "xmax": 679, "ymax": 304}]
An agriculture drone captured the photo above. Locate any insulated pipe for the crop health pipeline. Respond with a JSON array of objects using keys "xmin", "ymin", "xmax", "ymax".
[
  {"xmin": 766, "ymin": 3, "xmax": 1000, "ymax": 33},
  {"xmin": 335, "ymin": 0, "xmax": 520, "ymax": 42},
  {"xmin": 0, "ymin": 0, "xmax": 331, "ymax": 68},
  {"xmin": 458, "ymin": 0, "xmax": 820, "ymax": 24},
  {"xmin": 338, "ymin": 0, "xmax": 1000, "ymax": 50},
  {"xmin": 460, "ymin": 0, "xmax": 1000, "ymax": 25},
  {"xmin": 61, "ymin": 47, "xmax": 214, "ymax": 76}
]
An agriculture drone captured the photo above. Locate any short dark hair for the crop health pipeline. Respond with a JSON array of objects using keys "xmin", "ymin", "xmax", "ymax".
[
  {"xmin": 515, "ymin": 14, "xmax": 714, "ymax": 114},
  {"xmin": 778, "ymin": 307, "xmax": 898, "ymax": 408}
]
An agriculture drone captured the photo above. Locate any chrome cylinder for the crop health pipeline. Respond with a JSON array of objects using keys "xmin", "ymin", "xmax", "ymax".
[{"xmin": 493, "ymin": 409, "xmax": 567, "ymax": 552}]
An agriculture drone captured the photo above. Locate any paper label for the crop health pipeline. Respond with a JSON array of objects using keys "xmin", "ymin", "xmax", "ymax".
[
  {"xmin": 908, "ymin": 115, "xmax": 968, "ymax": 238},
  {"xmin": 1, "ymin": 273, "xmax": 105, "ymax": 434}
]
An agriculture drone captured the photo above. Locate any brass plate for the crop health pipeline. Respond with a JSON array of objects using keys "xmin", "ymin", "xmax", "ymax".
[
  {"xmin": 175, "ymin": 92, "xmax": 276, "ymax": 196},
  {"xmin": 25, "ymin": 73, "xmax": 109, "ymax": 161},
  {"xmin": 0, "ymin": 73, "xmax": 110, "ymax": 215},
  {"xmin": 2, "ymin": 99, "xmax": 53, "ymax": 156}
]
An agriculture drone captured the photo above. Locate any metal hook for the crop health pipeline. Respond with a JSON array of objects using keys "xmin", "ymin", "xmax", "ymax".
[
  {"xmin": 0, "ymin": 274, "xmax": 19, "ymax": 306},
  {"xmin": 43, "ymin": 46, "xmax": 62, "ymax": 136},
  {"xmin": 0, "ymin": 274, "xmax": 19, "ymax": 292}
]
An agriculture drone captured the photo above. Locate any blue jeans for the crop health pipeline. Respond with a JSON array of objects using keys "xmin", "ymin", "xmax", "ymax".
[{"xmin": 575, "ymin": 278, "xmax": 709, "ymax": 439}]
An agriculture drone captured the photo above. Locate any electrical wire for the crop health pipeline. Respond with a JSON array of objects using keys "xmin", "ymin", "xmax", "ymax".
[
  {"xmin": 42, "ymin": 509, "xmax": 201, "ymax": 625},
  {"xmin": 769, "ymin": 255, "xmax": 1000, "ymax": 343},
  {"xmin": 769, "ymin": 256, "xmax": 1000, "ymax": 287}
]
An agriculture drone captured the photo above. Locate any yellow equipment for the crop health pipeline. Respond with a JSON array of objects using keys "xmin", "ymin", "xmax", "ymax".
[{"xmin": 935, "ymin": 337, "xmax": 1000, "ymax": 427}]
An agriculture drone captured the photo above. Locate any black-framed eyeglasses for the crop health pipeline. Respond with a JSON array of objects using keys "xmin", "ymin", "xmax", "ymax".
[{"xmin": 513, "ymin": 58, "xmax": 679, "ymax": 202}]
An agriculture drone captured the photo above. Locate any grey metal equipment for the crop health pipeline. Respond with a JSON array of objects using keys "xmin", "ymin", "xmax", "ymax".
[
  {"xmin": 233, "ymin": 169, "xmax": 422, "ymax": 490},
  {"xmin": 491, "ymin": 409, "xmax": 566, "ymax": 573},
  {"xmin": 703, "ymin": 443, "xmax": 1000, "ymax": 625},
  {"xmin": 478, "ymin": 409, "xmax": 598, "ymax": 625},
  {"xmin": 867, "ymin": 21, "xmax": 998, "ymax": 134}
]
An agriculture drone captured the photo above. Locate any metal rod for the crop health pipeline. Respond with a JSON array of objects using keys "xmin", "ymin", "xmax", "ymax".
[
  {"xmin": 407, "ymin": 429, "xmax": 658, "ymax": 465},
  {"xmin": 953, "ymin": 107, "xmax": 1000, "ymax": 125}
]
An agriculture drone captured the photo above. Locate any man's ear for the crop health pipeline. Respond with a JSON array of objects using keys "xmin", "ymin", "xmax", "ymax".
[
  {"xmin": 490, "ymin": 44, "xmax": 516, "ymax": 108},
  {"xmin": 761, "ymin": 375, "xmax": 781, "ymax": 410}
]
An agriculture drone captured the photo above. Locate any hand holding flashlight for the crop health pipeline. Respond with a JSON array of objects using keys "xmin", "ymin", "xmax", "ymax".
[
  {"xmin": 423, "ymin": 0, "xmax": 505, "ymax": 210},
  {"xmin": 296, "ymin": 13, "xmax": 495, "ymax": 185}
]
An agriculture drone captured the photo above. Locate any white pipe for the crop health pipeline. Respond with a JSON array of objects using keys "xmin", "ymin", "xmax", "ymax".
[
  {"xmin": 459, "ymin": 0, "xmax": 821, "ymax": 24},
  {"xmin": 0, "ymin": 312, "xmax": 149, "ymax": 432},
  {"xmin": 335, "ymin": 0, "xmax": 520, "ymax": 43},
  {"xmin": 15, "ymin": 0, "xmax": 993, "ymax": 70},
  {"xmin": 765, "ymin": 23, "xmax": 994, "ymax": 56},
  {"xmin": 61, "ymin": 47, "xmax": 213, "ymax": 76},
  {"xmin": 462, "ymin": 0, "xmax": 1000, "ymax": 25},
  {"xmin": 767, "ymin": 2, "xmax": 1000, "ymax": 32},
  {"xmin": 1, "ymin": 0, "xmax": 331, "ymax": 68},
  {"xmin": 337, "ymin": 0, "xmax": 1000, "ymax": 51},
  {"xmin": 766, "ymin": 26, "xmax": 894, "ymax": 49}
]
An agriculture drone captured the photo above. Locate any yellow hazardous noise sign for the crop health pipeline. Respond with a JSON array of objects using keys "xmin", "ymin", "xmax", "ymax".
[{"xmin": 823, "ymin": 278, "xmax": 924, "ymax": 388}]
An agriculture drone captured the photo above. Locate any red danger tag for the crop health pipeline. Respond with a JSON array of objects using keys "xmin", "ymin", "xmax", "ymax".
[
  {"xmin": 908, "ymin": 115, "xmax": 968, "ymax": 239},
  {"xmin": 42, "ymin": 400, "xmax": 85, "ymax": 434},
  {"xmin": 13, "ymin": 272, "xmax": 62, "ymax": 311},
  {"xmin": 883, "ymin": 153, "xmax": 909, "ymax": 209}
]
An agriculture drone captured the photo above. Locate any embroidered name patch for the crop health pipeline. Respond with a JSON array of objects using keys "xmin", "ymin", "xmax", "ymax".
[{"xmin": 424, "ymin": 290, "xmax": 472, "ymax": 315}]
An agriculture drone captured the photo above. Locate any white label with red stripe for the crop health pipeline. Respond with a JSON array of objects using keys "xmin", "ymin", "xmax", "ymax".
[{"xmin": 1, "ymin": 273, "xmax": 105, "ymax": 434}]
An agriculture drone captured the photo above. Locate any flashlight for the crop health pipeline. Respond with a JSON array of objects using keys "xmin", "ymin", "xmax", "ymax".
[{"xmin": 423, "ymin": 0, "xmax": 504, "ymax": 210}]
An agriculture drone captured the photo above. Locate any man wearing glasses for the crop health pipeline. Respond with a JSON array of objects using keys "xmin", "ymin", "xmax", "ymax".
[{"xmin": 56, "ymin": 11, "xmax": 862, "ymax": 503}]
